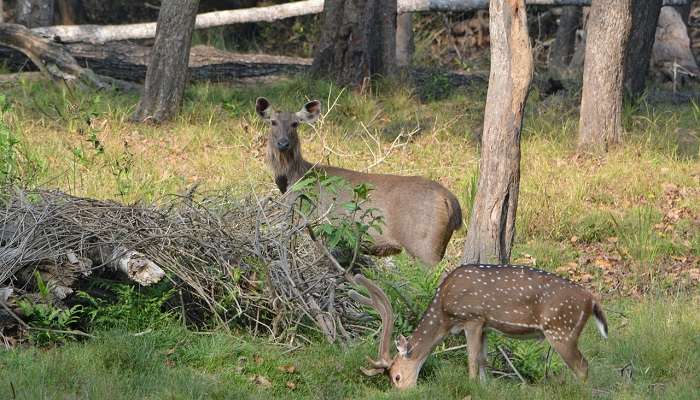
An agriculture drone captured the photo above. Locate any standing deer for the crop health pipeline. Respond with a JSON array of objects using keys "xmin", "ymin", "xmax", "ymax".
[
  {"xmin": 255, "ymin": 97, "xmax": 463, "ymax": 267},
  {"xmin": 350, "ymin": 264, "xmax": 609, "ymax": 389}
]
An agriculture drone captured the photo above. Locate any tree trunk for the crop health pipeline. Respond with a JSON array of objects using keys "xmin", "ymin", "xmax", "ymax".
[
  {"xmin": 131, "ymin": 0, "xmax": 200, "ymax": 124},
  {"xmin": 1, "ymin": 0, "xmax": 4, "ymax": 24},
  {"xmin": 578, "ymin": 0, "xmax": 633, "ymax": 152},
  {"xmin": 15, "ymin": 0, "xmax": 54, "ymax": 28},
  {"xmin": 461, "ymin": 0, "xmax": 533, "ymax": 265},
  {"xmin": 396, "ymin": 12, "xmax": 414, "ymax": 66},
  {"xmin": 624, "ymin": 0, "xmax": 663, "ymax": 96},
  {"xmin": 311, "ymin": 0, "xmax": 397, "ymax": 86},
  {"xmin": 550, "ymin": 6, "xmax": 582, "ymax": 73}
]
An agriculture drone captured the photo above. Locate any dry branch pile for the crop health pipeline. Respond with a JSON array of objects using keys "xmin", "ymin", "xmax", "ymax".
[{"xmin": 0, "ymin": 187, "xmax": 366, "ymax": 342}]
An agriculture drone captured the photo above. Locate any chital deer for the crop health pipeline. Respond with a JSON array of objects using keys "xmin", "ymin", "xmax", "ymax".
[
  {"xmin": 255, "ymin": 97, "xmax": 463, "ymax": 267},
  {"xmin": 350, "ymin": 264, "xmax": 609, "ymax": 389}
]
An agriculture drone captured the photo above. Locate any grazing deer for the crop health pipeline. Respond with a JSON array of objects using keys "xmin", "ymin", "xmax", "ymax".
[
  {"xmin": 350, "ymin": 264, "xmax": 609, "ymax": 389},
  {"xmin": 255, "ymin": 97, "xmax": 463, "ymax": 267}
]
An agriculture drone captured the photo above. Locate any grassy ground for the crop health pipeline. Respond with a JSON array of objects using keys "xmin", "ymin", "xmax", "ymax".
[{"xmin": 1, "ymin": 74, "xmax": 699, "ymax": 399}]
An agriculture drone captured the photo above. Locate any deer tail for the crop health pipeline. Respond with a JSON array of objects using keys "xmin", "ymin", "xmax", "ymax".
[
  {"xmin": 446, "ymin": 194, "xmax": 463, "ymax": 232},
  {"xmin": 592, "ymin": 302, "xmax": 608, "ymax": 339}
]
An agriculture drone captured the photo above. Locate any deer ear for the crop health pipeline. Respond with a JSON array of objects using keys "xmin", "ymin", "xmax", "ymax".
[
  {"xmin": 255, "ymin": 97, "xmax": 272, "ymax": 120},
  {"xmin": 296, "ymin": 100, "xmax": 321, "ymax": 123},
  {"xmin": 395, "ymin": 335, "xmax": 410, "ymax": 357}
]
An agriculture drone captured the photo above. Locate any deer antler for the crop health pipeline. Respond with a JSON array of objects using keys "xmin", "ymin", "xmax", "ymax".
[{"xmin": 349, "ymin": 273, "xmax": 395, "ymax": 375}]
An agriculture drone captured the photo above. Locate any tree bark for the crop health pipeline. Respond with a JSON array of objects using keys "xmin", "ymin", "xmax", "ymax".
[
  {"xmin": 15, "ymin": 0, "xmax": 54, "ymax": 28},
  {"xmin": 578, "ymin": 0, "xmax": 633, "ymax": 152},
  {"xmin": 312, "ymin": 0, "xmax": 397, "ymax": 86},
  {"xmin": 461, "ymin": 0, "xmax": 533, "ymax": 265},
  {"xmin": 624, "ymin": 0, "xmax": 663, "ymax": 96},
  {"xmin": 550, "ymin": 6, "xmax": 582, "ymax": 73},
  {"xmin": 131, "ymin": 0, "xmax": 200, "ymax": 124},
  {"xmin": 396, "ymin": 12, "xmax": 414, "ymax": 67}
]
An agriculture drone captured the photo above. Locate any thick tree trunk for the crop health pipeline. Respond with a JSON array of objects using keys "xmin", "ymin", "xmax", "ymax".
[
  {"xmin": 396, "ymin": 13, "xmax": 414, "ymax": 67},
  {"xmin": 624, "ymin": 0, "xmax": 663, "ymax": 96},
  {"xmin": 461, "ymin": 0, "xmax": 533, "ymax": 265},
  {"xmin": 311, "ymin": 0, "xmax": 397, "ymax": 86},
  {"xmin": 15, "ymin": 0, "xmax": 54, "ymax": 28},
  {"xmin": 578, "ymin": 0, "xmax": 633, "ymax": 152},
  {"xmin": 131, "ymin": 0, "xmax": 200, "ymax": 123},
  {"xmin": 550, "ymin": 6, "xmax": 582, "ymax": 73}
]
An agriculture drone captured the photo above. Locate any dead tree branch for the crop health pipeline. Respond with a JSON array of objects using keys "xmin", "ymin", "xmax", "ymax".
[{"xmin": 26, "ymin": 0, "xmax": 688, "ymax": 44}]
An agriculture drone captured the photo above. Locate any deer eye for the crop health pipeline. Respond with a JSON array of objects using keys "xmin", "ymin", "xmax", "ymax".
[
  {"xmin": 291, "ymin": 121, "xmax": 299, "ymax": 128},
  {"xmin": 271, "ymin": 120, "xmax": 278, "ymax": 126}
]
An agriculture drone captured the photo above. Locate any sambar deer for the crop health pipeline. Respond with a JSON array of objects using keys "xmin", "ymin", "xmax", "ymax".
[
  {"xmin": 350, "ymin": 264, "xmax": 609, "ymax": 389},
  {"xmin": 255, "ymin": 97, "xmax": 462, "ymax": 267}
]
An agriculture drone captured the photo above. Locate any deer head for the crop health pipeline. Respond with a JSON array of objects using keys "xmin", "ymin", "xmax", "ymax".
[
  {"xmin": 255, "ymin": 97, "xmax": 321, "ymax": 192},
  {"xmin": 255, "ymin": 97, "xmax": 320, "ymax": 153},
  {"xmin": 349, "ymin": 274, "xmax": 436, "ymax": 389}
]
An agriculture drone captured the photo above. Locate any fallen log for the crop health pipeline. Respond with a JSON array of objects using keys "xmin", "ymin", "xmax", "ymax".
[
  {"xmin": 0, "ymin": 22, "xmax": 108, "ymax": 88},
  {"xmin": 27, "ymin": 0, "xmax": 689, "ymax": 44},
  {"xmin": 0, "ymin": 42, "xmax": 311, "ymax": 82},
  {"xmin": 94, "ymin": 247, "xmax": 165, "ymax": 287}
]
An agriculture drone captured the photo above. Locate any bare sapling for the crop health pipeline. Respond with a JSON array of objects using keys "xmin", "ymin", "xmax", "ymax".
[
  {"xmin": 254, "ymin": 97, "xmax": 462, "ymax": 267},
  {"xmin": 351, "ymin": 264, "xmax": 609, "ymax": 389}
]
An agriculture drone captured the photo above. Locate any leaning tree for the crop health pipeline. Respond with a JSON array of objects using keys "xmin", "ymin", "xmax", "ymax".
[
  {"xmin": 311, "ymin": 0, "xmax": 397, "ymax": 87},
  {"xmin": 132, "ymin": 0, "xmax": 200, "ymax": 123},
  {"xmin": 578, "ymin": 0, "xmax": 633, "ymax": 152},
  {"xmin": 461, "ymin": 0, "xmax": 534, "ymax": 264}
]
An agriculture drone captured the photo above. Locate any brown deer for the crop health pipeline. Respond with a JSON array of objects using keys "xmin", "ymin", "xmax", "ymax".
[
  {"xmin": 255, "ymin": 97, "xmax": 462, "ymax": 267},
  {"xmin": 350, "ymin": 264, "xmax": 609, "ymax": 389}
]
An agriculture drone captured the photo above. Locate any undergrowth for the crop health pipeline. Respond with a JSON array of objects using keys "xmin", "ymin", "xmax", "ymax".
[{"xmin": 0, "ymin": 76, "xmax": 698, "ymax": 399}]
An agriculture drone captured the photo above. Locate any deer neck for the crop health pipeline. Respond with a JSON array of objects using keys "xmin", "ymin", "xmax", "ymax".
[
  {"xmin": 267, "ymin": 145, "xmax": 312, "ymax": 193},
  {"xmin": 404, "ymin": 298, "xmax": 451, "ymax": 370}
]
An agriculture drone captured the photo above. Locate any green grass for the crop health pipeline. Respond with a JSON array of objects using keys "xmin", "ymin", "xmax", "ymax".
[
  {"xmin": 1, "ymin": 75, "xmax": 699, "ymax": 399},
  {"xmin": 1, "ymin": 298, "xmax": 698, "ymax": 399}
]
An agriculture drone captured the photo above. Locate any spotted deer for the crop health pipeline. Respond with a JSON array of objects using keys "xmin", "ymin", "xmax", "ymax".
[
  {"xmin": 255, "ymin": 97, "xmax": 463, "ymax": 267},
  {"xmin": 350, "ymin": 264, "xmax": 609, "ymax": 389}
]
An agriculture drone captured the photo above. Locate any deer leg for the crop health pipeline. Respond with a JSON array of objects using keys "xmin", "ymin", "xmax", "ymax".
[
  {"xmin": 479, "ymin": 332, "xmax": 488, "ymax": 381},
  {"xmin": 464, "ymin": 322, "xmax": 485, "ymax": 380},
  {"xmin": 547, "ymin": 338, "xmax": 589, "ymax": 381}
]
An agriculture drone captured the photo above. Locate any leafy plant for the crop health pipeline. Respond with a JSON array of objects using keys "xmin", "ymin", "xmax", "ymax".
[
  {"xmin": 291, "ymin": 170, "xmax": 384, "ymax": 267},
  {"xmin": 0, "ymin": 95, "xmax": 19, "ymax": 184},
  {"xmin": 463, "ymin": 167, "xmax": 479, "ymax": 220},
  {"xmin": 76, "ymin": 281, "xmax": 176, "ymax": 332},
  {"xmin": 488, "ymin": 335, "xmax": 564, "ymax": 383},
  {"xmin": 16, "ymin": 272, "xmax": 84, "ymax": 346}
]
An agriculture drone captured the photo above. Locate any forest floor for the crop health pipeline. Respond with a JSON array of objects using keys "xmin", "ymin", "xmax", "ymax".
[{"xmin": 0, "ymin": 74, "xmax": 699, "ymax": 399}]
